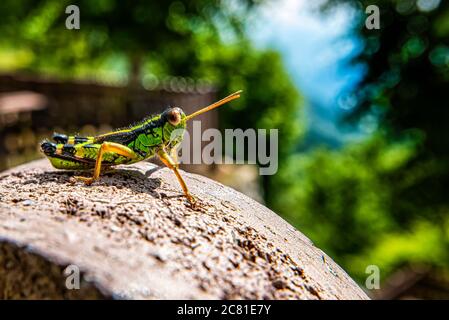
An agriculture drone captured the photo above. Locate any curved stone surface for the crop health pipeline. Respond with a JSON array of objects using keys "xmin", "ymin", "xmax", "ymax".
[{"xmin": 0, "ymin": 159, "xmax": 369, "ymax": 300}]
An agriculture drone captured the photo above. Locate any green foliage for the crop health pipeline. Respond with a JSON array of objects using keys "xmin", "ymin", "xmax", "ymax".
[
  {"xmin": 269, "ymin": 0, "xmax": 449, "ymax": 287},
  {"xmin": 329, "ymin": 0, "xmax": 449, "ymax": 159},
  {"xmin": 348, "ymin": 219, "xmax": 449, "ymax": 279},
  {"xmin": 0, "ymin": 0, "xmax": 255, "ymax": 78},
  {"xmin": 274, "ymin": 133, "xmax": 449, "ymax": 281}
]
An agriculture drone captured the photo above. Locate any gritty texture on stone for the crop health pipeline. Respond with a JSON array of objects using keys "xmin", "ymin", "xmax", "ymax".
[{"xmin": 0, "ymin": 159, "xmax": 369, "ymax": 300}]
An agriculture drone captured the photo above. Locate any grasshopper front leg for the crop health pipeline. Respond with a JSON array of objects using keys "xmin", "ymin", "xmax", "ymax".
[
  {"xmin": 157, "ymin": 148, "xmax": 196, "ymax": 205},
  {"xmin": 75, "ymin": 142, "xmax": 137, "ymax": 185}
]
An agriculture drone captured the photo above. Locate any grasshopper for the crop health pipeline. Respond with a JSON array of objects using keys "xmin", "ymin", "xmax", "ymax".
[{"xmin": 40, "ymin": 91, "xmax": 242, "ymax": 204}]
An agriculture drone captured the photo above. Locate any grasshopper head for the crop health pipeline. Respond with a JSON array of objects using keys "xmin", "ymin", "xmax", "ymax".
[
  {"xmin": 161, "ymin": 107, "xmax": 187, "ymax": 146},
  {"xmin": 161, "ymin": 91, "xmax": 242, "ymax": 148}
]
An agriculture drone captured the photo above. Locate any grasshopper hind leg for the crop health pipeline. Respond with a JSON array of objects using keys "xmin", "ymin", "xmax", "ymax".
[{"xmin": 74, "ymin": 142, "xmax": 137, "ymax": 185}]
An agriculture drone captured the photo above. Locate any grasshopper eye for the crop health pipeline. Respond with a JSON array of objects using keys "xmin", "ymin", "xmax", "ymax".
[{"xmin": 167, "ymin": 109, "xmax": 181, "ymax": 126}]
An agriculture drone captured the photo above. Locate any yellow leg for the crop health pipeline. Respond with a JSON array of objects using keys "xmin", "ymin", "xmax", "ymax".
[
  {"xmin": 170, "ymin": 147, "xmax": 179, "ymax": 169},
  {"xmin": 75, "ymin": 142, "xmax": 137, "ymax": 185},
  {"xmin": 157, "ymin": 149, "xmax": 195, "ymax": 204}
]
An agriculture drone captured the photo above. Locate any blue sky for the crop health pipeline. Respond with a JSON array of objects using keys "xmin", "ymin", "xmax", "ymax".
[{"xmin": 247, "ymin": 0, "xmax": 366, "ymax": 145}]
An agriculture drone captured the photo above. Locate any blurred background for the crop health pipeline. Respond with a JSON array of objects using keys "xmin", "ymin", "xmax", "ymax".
[{"xmin": 0, "ymin": 0, "xmax": 448, "ymax": 299}]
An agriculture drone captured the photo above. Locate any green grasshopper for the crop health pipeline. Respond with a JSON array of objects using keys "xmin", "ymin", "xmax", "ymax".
[{"xmin": 40, "ymin": 91, "xmax": 242, "ymax": 204}]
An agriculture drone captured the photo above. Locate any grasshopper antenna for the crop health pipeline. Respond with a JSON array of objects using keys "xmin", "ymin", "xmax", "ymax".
[{"xmin": 185, "ymin": 90, "xmax": 242, "ymax": 121}]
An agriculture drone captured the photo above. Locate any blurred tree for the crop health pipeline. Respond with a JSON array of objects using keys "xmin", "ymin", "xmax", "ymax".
[
  {"xmin": 327, "ymin": 0, "xmax": 449, "ymax": 213},
  {"xmin": 0, "ymin": 0, "xmax": 255, "ymax": 82},
  {"xmin": 274, "ymin": 0, "xmax": 449, "ymax": 282}
]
